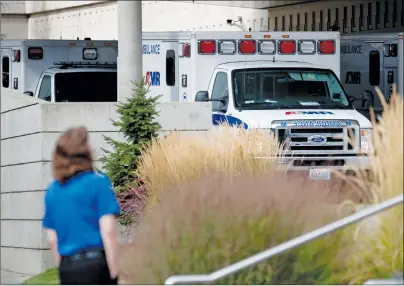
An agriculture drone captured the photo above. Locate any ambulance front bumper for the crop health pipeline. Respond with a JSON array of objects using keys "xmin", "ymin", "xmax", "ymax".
[{"xmin": 254, "ymin": 155, "xmax": 372, "ymax": 171}]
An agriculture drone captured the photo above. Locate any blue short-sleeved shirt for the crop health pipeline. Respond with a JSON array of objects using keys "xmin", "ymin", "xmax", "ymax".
[{"xmin": 42, "ymin": 171, "xmax": 120, "ymax": 256}]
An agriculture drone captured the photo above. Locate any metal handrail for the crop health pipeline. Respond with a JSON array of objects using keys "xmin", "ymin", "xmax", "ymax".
[{"xmin": 165, "ymin": 194, "xmax": 403, "ymax": 285}]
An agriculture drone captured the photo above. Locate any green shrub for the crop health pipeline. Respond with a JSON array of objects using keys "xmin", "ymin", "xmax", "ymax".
[
  {"xmin": 119, "ymin": 172, "xmax": 353, "ymax": 284},
  {"xmin": 22, "ymin": 268, "xmax": 59, "ymax": 285},
  {"xmin": 101, "ymin": 80, "xmax": 161, "ymax": 188}
]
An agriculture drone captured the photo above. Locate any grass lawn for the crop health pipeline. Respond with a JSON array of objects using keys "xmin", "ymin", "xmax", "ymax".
[{"xmin": 22, "ymin": 268, "xmax": 59, "ymax": 285}]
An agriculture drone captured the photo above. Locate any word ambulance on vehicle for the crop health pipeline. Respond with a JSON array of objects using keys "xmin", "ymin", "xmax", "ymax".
[
  {"xmin": 142, "ymin": 31, "xmax": 372, "ymax": 180},
  {"xmin": 340, "ymin": 32, "xmax": 404, "ymax": 119},
  {"xmin": 1, "ymin": 39, "xmax": 118, "ymax": 102}
]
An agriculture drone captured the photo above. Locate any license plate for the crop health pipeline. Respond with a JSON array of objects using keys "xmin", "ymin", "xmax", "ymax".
[{"xmin": 309, "ymin": 168, "xmax": 331, "ymax": 180}]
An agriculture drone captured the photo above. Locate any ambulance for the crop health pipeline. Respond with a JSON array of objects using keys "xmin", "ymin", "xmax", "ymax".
[
  {"xmin": 1, "ymin": 39, "xmax": 118, "ymax": 102},
  {"xmin": 340, "ymin": 32, "xmax": 404, "ymax": 119},
  {"xmin": 141, "ymin": 31, "xmax": 372, "ymax": 178}
]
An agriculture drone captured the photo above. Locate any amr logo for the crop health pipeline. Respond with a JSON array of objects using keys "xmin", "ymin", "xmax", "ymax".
[{"xmin": 145, "ymin": 71, "xmax": 161, "ymax": 86}]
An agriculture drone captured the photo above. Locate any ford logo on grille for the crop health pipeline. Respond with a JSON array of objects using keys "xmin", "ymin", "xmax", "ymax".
[{"xmin": 308, "ymin": 135, "xmax": 327, "ymax": 144}]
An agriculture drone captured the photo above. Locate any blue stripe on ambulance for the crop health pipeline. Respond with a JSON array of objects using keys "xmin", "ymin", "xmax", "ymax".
[{"xmin": 212, "ymin": 113, "xmax": 248, "ymax": 129}]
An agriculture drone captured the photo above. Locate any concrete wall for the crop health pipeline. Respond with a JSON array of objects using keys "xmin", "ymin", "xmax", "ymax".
[
  {"xmin": 26, "ymin": 1, "xmax": 268, "ymax": 40},
  {"xmin": 0, "ymin": 88, "xmax": 211, "ymax": 283}
]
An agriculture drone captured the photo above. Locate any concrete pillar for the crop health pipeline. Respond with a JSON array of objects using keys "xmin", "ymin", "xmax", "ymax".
[{"xmin": 117, "ymin": 1, "xmax": 143, "ymax": 102}]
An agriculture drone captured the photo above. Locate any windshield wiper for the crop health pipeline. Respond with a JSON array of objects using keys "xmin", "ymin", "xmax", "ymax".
[
  {"xmin": 240, "ymin": 102, "xmax": 295, "ymax": 109},
  {"xmin": 297, "ymin": 100, "xmax": 351, "ymax": 109}
]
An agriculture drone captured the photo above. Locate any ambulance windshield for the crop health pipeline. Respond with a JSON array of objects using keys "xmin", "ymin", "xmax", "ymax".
[
  {"xmin": 232, "ymin": 68, "xmax": 351, "ymax": 110},
  {"xmin": 55, "ymin": 71, "xmax": 117, "ymax": 102}
]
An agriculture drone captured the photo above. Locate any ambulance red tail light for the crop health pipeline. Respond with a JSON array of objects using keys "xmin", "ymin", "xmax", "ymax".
[
  {"xmin": 28, "ymin": 47, "xmax": 43, "ymax": 60},
  {"xmin": 389, "ymin": 44, "xmax": 398, "ymax": 57},
  {"xmin": 178, "ymin": 43, "xmax": 191, "ymax": 57},
  {"xmin": 279, "ymin": 40, "xmax": 296, "ymax": 54},
  {"xmin": 218, "ymin": 40, "xmax": 236, "ymax": 55},
  {"xmin": 12, "ymin": 50, "xmax": 21, "ymax": 62},
  {"xmin": 318, "ymin": 40, "xmax": 335, "ymax": 54},
  {"xmin": 258, "ymin": 40, "xmax": 276, "ymax": 55},
  {"xmin": 298, "ymin": 40, "xmax": 316, "ymax": 54},
  {"xmin": 239, "ymin": 40, "xmax": 256, "ymax": 54},
  {"xmin": 198, "ymin": 40, "xmax": 216, "ymax": 55}
]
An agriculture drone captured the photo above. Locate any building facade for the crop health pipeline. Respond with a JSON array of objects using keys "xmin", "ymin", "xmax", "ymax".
[{"xmin": 267, "ymin": 0, "xmax": 404, "ymax": 34}]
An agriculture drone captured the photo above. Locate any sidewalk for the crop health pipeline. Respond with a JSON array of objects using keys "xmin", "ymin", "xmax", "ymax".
[{"xmin": 1, "ymin": 269, "xmax": 31, "ymax": 285}]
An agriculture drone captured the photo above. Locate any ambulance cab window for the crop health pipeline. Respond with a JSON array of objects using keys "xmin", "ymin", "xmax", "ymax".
[
  {"xmin": 38, "ymin": 75, "xmax": 51, "ymax": 101},
  {"xmin": 211, "ymin": 72, "xmax": 228, "ymax": 112},
  {"xmin": 369, "ymin": 51, "xmax": 380, "ymax": 86},
  {"xmin": 166, "ymin": 50, "xmax": 175, "ymax": 86},
  {"xmin": 2, "ymin": 56, "xmax": 10, "ymax": 88}
]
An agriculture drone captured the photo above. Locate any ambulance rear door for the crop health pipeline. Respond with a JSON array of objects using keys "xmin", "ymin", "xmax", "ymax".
[
  {"xmin": 341, "ymin": 40, "xmax": 385, "ymax": 117},
  {"xmin": 142, "ymin": 41, "xmax": 179, "ymax": 102}
]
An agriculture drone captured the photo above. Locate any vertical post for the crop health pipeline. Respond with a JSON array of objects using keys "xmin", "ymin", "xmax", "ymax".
[{"xmin": 118, "ymin": 1, "xmax": 143, "ymax": 102}]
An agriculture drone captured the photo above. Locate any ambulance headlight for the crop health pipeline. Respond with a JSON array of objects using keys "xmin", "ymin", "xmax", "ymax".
[{"xmin": 360, "ymin": 128, "xmax": 373, "ymax": 153}]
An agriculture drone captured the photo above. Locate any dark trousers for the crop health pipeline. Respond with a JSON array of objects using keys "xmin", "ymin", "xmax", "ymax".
[{"xmin": 59, "ymin": 249, "xmax": 118, "ymax": 285}]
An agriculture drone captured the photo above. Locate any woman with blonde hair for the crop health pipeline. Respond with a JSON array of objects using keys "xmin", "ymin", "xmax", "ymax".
[{"xmin": 42, "ymin": 127, "xmax": 120, "ymax": 285}]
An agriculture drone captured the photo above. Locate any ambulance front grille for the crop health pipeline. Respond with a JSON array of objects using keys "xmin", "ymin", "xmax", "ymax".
[{"xmin": 273, "ymin": 121, "xmax": 360, "ymax": 155}]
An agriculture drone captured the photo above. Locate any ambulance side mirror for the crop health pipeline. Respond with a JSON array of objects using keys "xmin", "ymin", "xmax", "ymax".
[
  {"xmin": 362, "ymin": 90, "xmax": 374, "ymax": 109},
  {"xmin": 23, "ymin": 91, "xmax": 33, "ymax": 97},
  {"xmin": 195, "ymin": 91, "xmax": 209, "ymax": 102}
]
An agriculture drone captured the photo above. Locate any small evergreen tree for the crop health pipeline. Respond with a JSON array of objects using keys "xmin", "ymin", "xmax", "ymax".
[{"xmin": 101, "ymin": 80, "xmax": 161, "ymax": 188}]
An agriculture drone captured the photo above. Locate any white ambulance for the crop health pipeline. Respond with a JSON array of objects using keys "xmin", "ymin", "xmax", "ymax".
[
  {"xmin": 141, "ymin": 31, "xmax": 372, "ymax": 178},
  {"xmin": 340, "ymin": 32, "xmax": 404, "ymax": 119},
  {"xmin": 1, "ymin": 39, "xmax": 118, "ymax": 102}
]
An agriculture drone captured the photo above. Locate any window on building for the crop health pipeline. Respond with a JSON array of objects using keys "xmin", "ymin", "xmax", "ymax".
[
  {"xmin": 297, "ymin": 13, "xmax": 300, "ymax": 31},
  {"xmin": 268, "ymin": 17, "xmax": 271, "ymax": 31},
  {"xmin": 351, "ymin": 5, "xmax": 357, "ymax": 32},
  {"xmin": 335, "ymin": 8, "xmax": 339, "ymax": 28},
  {"xmin": 166, "ymin": 50, "xmax": 175, "ymax": 86},
  {"xmin": 401, "ymin": 1, "xmax": 404, "ymax": 26},
  {"xmin": 327, "ymin": 9, "xmax": 331, "ymax": 30},
  {"xmin": 367, "ymin": 2, "xmax": 373, "ymax": 29},
  {"xmin": 274, "ymin": 17, "xmax": 278, "ymax": 31},
  {"xmin": 359, "ymin": 4, "xmax": 364, "ymax": 30},
  {"xmin": 282, "ymin": 16, "xmax": 285, "ymax": 31},
  {"xmin": 304, "ymin": 12, "xmax": 308, "ymax": 31},
  {"xmin": 312, "ymin": 11, "xmax": 316, "ymax": 31},
  {"xmin": 376, "ymin": 1, "xmax": 381, "ymax": 27},
  {"xmin": 384, "ymin": 0, "xmax": 389, "ymax": 27},
  {"xmin": 2, "ymin": 56, "xmax": 10, "ymax": 88},
  {"xmin": 392, "ymin": 0, "xmax": 397, "ymax": 27},
  {"xmin": 289, "ymin": 14, "xmax": 293, "ymax": 31},
  {"xmin": 319, "ymin": 10, "xmax": 323, "ymax": 30},
  {"xmin": 343, "ymin": 6, "xmax": 348, "ymax": 32}
]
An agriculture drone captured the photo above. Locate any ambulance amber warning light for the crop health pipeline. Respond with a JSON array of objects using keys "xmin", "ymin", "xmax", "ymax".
[
  {"xmin": 318, "ymin": 40, "xmax": 335, "ymax": 54},
  {"xmin": 239, "ymin": 40, "xmax": 256, "ymax": 54},
  {"xmin": 198, "ymin": 41, "xmax": 216, "ymax": 54},
  {"xmin": 279, "ymin": 40, "xmax": 295, "ymax": 54}
]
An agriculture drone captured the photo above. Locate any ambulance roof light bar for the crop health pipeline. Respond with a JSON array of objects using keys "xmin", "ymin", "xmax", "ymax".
[
  {"xmin": 298, "ymin": 40, "xmax": 316, "ymax": 55},
  {"xmin": 318, "ymin": 40, "xmax": 335, "ymax": 54},
  {"xmin": 218, "ymin": 40, "xmax": 236, "ymax": 55},
  {"xmin": 198, "ymin": 40, "xmax": 216, "ymax": 55},
  {"xmin": 239, "ymin": 40, "xmax": 256, "ymax": 54},
  {"xmin": 53, "ymin": 61, "xmax": 117, "ymax": 66},
  {"xmin": 279, "ymin": 40, "xmax": 296, "ymax": 54},
  {"xmin": 258, "ymin": 40, "xmax": 276, "ymax": 55}
]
